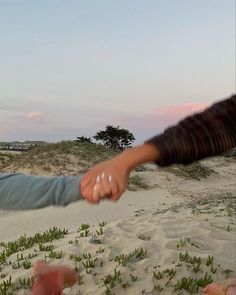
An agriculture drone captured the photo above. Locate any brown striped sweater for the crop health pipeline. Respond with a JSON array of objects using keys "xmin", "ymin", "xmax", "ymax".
[{"xmin": 146, "ymin": 94, "xmax": 236, "ymax": 166}]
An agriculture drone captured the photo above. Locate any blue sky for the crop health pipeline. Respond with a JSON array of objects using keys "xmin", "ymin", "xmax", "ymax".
[{"xmin": 0, "ymin": 0, "xmax": 235, "ymax": 144}]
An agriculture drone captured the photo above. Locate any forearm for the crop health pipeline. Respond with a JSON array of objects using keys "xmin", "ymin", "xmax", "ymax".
[
  {"xmin": 0, "ymin": 173, "xmax": 83, "ymax": 210},
  {"xmin": 113, "ymin": 95, "xmax": 236, "ymax": 170},
  {"xmin": 115, "ymin": 144, "xmax": 160, "ymax": 171}
]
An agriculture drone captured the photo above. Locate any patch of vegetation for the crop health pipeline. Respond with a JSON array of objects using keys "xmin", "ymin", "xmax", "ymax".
[
  {"xmin": 174, "ymin": 273, "xmax": 213, "ymax": 293},
  {"xmin": 78, "ymin": 224, "xmax": 90, "ymax": 231},
  {"xmin": 137, "ymin": 233, "xmax": 150, "ymax": 241},
  {"xmin": 151, "ymin": 250, "xmax": 230, "ymax": 294},
  {"xmin": 223, "ymin": 147, "xmax": 236, "ymax": 158},
  {"xmin": 69, "ymin": 254, "xmax": 82, "ymax": 262},
  {"xmin": 165, "ymin": 162, "xmax": 215, "ymax": 180},
  {"xmin": 39, "ymin": 243, "xmax": 54, "ymax": 251},
  {"xmin": 0, "ymin": 152, "xmax": 16, "ymax": 169},
  {"xmin": 0, "ymin": 276, "xmax": 15, "ymax": 294},
  {"xmin": 128, "ymin": 175, "xmax": 150, "ymax": 191},
  {"xmin": 102, "ymin": 268, "xmax": 123, "ymax": 294},
  {"xmin": 48, "ymin": 250, "xmax": 63, "ymax": 259},
  {"xmin": 0, "ymin": 227, "xmax": 68, "ymax": 265},
  {"xmin": 2, "ymin": 141, "xmax": 119, "ymax": 173},
  {"xmin": 17, "ymin": 276, "xmax": 34, "ymax": 289},
  {"xmin": 134, "ymin": 164, "xmax": 154, "ymax": 172},
  {"xmin": 81, "ymin": 253, "xmax": 97, "ymax": 274},
  {"xmin": 113, "ymin": 247, "xmax": 147, "ymax": 267},
  {"xmin": 153, "ymin": 192, "xmax": 236, "ymax": 217},
  {"xmin": 191, "ymin": 192, "xmax": 236, "ymax": 216},
  {"xmin": 176, "ymin": 237, "xmax": 200, "ymax": 249}
]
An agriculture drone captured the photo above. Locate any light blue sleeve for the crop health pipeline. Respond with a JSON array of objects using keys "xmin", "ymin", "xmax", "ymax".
[{"xmin": 0, "ymin": 173, "xmax": 83, "ymax": 210}]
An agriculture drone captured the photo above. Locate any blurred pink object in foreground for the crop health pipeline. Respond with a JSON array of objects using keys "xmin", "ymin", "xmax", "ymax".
[
  {"xmin": 202, "ymin": 278, "xmax": 236, "ymax": 295},
  {"xmin": 31, "ymin": 261, "xmax": 77, "ymax": 295}
]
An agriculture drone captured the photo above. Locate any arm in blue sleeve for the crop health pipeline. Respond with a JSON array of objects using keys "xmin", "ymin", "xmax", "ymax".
[{"xmin": 0, "ymin": 173, "xmax": 83, "ymax": 210}]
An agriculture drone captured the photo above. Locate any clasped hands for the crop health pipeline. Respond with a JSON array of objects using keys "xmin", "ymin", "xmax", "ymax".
[{"xmin": 80, "ymin": 158, "xmax": 130, "ymax": 204}]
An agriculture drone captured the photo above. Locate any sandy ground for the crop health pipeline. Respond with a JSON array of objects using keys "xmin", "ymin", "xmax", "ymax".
[{"xmin": 0, "ymin": 157, "xmax": 235, "ymax": 294}]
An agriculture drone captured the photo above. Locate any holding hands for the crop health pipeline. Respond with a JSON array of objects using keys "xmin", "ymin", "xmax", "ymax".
[
  {"xmin": 80, "ymin": 157, "xmax": 131, "ymax": 204},
  {"xmin": 80, "ymin": 144, "xmax": 160, "ymax": 204}
]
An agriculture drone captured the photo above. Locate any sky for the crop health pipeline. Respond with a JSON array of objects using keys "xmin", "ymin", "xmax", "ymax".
[{"xmin": 0, "ymin": 0, "xmax": 235, "ymax": 145}]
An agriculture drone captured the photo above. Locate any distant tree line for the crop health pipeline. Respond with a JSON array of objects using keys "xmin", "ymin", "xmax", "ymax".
[{"xmin": 76, "ymin": 125, "xmax": 135, "ymax": 151}]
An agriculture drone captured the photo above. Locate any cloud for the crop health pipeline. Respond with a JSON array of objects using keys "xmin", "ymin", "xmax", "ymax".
[
  {"xmin": 0, "ymin": 102, "xmax": 210, "ymax": 144},
  {"xmin": 151, "ymin": 102, "xmax": 208, "ymax": 117},
  {"xmin": 118, "ymin": 102, "xmax": 208, "ymax": 127},
  {"xmin": 115, "ymin": 102, "xmax": 210, "ymax": 143},
  {"xmin": 25, "ymin": 112, "xmax": 43, "ymax": 119}
]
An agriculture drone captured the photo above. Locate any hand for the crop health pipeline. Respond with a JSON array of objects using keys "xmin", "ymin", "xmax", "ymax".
[
  {"xmin": 80, "ymin": 157, "xmax": 131, "ymax": 204},
  {"xmin": 32, "ymin": 261, "xmax": 77, "ymax": 294},
  {"xmin": 80, "ymin": 144, "xmax": 159, "ymax": 204}
]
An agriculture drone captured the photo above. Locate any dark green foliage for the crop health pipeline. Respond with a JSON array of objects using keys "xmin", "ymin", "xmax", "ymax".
[
  {"xmin": 75, "ymin": 136, "xmax": 93, "ymax": 144},
  {"xmin": 113, "ymin": 247, "xmax": 147, "ymax": 267},
  {"xmin": 102, "ymin": 268, "xmax": 122, "ymax": 292},
  {"xmin": 0, "ymin": 227, "xmax": 68, "ymax": 265},
  {"xmin": 174, "ymin": 273, "xmax": 213, "ymax": 293},
  {"xmin": 93, "ymin": 125, "xmax": 135, "ymax": 150}
]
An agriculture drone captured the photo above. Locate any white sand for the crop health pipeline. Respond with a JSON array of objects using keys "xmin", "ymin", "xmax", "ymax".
[{"xmin": 0, "ymin": 157, "xmax": 235, "ymax": 294}]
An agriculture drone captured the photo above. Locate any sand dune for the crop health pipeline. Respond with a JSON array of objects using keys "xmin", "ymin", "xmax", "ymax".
[{"xmin": 0, "ymin": 156, "xmax": 235, "ymax": 294}]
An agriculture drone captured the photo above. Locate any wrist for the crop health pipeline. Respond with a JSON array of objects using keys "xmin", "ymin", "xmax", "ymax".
[{"xmin": 115, "ymin": 144, "xmax": 160, "ymax": 172}]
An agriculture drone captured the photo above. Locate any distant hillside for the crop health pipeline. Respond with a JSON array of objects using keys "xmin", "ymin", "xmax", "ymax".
[
  {"xmin": 0, "ymin": 140, "xmax": 47, "ymax": 152},
  {"xmin": 0, "ymin": 140, "xmax": 47, "ymax": 145},
  {"xmin": 0, "ymin": 141, "xmax": 119, "ymax": 176},
  {"xmin": 1, "ymin": 141, "xmax": 235, "ymax": 193}
]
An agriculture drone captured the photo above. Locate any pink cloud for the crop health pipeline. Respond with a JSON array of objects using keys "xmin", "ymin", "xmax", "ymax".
[
  {"xmin": 25, "ymin": 112, "xmax": 43, "ymax": 119},
  {"xmin": 114, "ymin": 102, "xmax": 211, "ymax": 144},
  {"xmin": 150, "ymin": 102, "xmax": 208, "ymax": 117},
  {"xmin": 116, "ymin": 102, "xmax": 209, "ymax": 131}
]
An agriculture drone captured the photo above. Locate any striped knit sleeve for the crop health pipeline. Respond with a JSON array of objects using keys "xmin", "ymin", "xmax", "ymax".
[{"xmin": 145, "ymin": 94, "xmax": 236, "ymax": 166}]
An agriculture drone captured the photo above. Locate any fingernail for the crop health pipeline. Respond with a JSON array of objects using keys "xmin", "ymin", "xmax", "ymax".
[
  {"xmin": 101, "ymin": 172, "xmax": 105, "ymax": 179},
  {"xmin": 93, "ymin": 184, "xmax": 97, "ymax": 191},
  {"xmin": 96, "ymin": 176, "xmax": 100, "ymax": 183},
  {"xmin": 108, "ymin": 175, "xmax": 112, "ymax": 183}
]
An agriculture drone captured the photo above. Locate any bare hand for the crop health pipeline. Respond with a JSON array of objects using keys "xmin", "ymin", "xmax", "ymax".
[{"xmin": 80, "ymin": 158, "xmax": 130, "ymax": 204}]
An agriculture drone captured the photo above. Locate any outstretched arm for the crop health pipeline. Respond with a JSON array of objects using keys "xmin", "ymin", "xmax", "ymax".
[
  {"xmin": 80, "ymin": 94, "xmax": 236, "ymax": 203},
  {"xmin": 0, "ymin": 173, "xmax": 82, "ymax": 210}
]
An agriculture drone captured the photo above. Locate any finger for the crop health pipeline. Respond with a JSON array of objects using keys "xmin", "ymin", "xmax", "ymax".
[
  {"xmin": 100, "ymin": 172, "xmax": 112, "ymax": 198},
  {"xmin": 109, "ymin": 190, "xmax": 123, "ymax": 202},
  {"xmin": 86, "ymin": 175, "xmax": 102, "ymax": 203},
  {"xmin": 82, "ymin": 188, "xmax": 93, "ymax": 203},
  {"xmin": 80, "ymin": 171, "xmax": 93, "ymax": 191},
  {"xmin": 81, "ymin": 173, "xmax": 99, "ymax": 201},
  {"xmin": 97, "ymin": 181, "xmax": 106, "ymax": 200},
  {"xmin": 92, "ymin": 184, "xmax": 100, "ymax": 203},
  {"xmin": 82, "ymin": 183, "xmax": 97, "ymax": 204},
  {"xmin": 93, "ymin": 175, "xmax": 106, "ymax": 201},
  {"xmin": 108, "ymin": 176, "xmax": 119, "ymax": 197}
]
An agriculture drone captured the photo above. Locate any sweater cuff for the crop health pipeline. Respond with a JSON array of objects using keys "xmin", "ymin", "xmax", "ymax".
[
  {"xmin": 57, "ymin": 175, "xmax": 83, "ymax": 206},
  {"xmin": 145, "ymin": 134, "xmax": 175, "ymax": 166}
]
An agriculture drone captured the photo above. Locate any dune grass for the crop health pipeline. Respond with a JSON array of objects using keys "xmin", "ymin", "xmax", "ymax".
[{"xmin": 164, "ymin": 162, "xmax": 215, "ymax": 180}]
